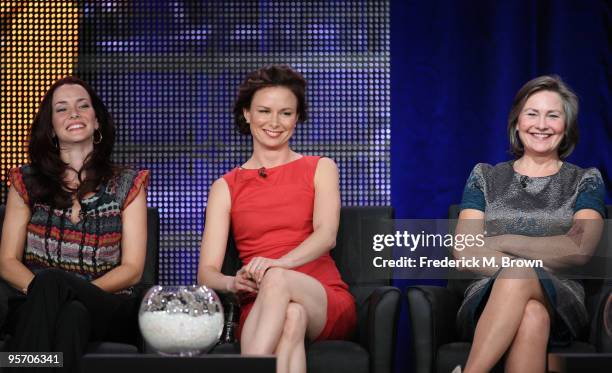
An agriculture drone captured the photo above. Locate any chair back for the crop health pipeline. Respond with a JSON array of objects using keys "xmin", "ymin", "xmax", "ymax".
[
  {"xmin": 585, "ymin": 205, "xmax": 612, "ymax": 344},
  {"xmin": 221, "ymin": 233, "xmax": 241, "ymax": 277},
  {"xmin": 140, "ymin": 207, "xmax": 160, "ymax": 285},
  {"xmin": 333, "ymin": 206, "xmax": 396, "ymax": 347},
  {"xmin": 332, "ymin": 206, "xmax": 395, "ymax": 287}
]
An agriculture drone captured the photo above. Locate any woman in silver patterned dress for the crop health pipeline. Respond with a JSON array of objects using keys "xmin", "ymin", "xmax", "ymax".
[{"xmin": 454, "ymin": 76, "xmax": 605, "ymax": 373}]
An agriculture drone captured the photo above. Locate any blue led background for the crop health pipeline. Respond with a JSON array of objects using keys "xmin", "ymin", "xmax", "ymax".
[
  {"xmin": 391, "ymin": 1, "xmax": 610, "ymax": 371},
  {"xmin": 74, "ymin": 0, "xmax": 391, "ymax": 285}
]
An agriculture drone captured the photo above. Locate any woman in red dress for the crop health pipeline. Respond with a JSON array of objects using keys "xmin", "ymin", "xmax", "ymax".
[{"xmin": 197, "ymin": 65, "xmax": 356, "ymax": 373}]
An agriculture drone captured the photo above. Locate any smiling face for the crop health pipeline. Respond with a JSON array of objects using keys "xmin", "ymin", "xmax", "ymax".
[
  {"xmin": 243, "ymin": 85, "xmax": 299, "ymax": 150},
  {"xmin": 51, "ymin": 84, "xmax": 99, "ymax": 146},
  {"xmin": 516, "ymin": 90, "xmax": 566, "ymax": 159}
]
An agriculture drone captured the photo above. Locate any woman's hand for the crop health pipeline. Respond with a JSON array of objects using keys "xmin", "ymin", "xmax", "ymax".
[
  {"xmin": 229, "ymin": 269, "xmax": 259, "ymax": 294},
  {"xmin": 243, "ymin": 256, "xmax": 290, "ymax": 284}
]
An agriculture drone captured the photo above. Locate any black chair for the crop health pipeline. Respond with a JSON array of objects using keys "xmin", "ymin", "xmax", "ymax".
[
  {"xmin": 0, "ymin": 205, "xmax": 160, "ymax": 354},
  {"xmin": 212, "ymin": 206, "xmax": 401, "ymax": 373},
  {"xmin": 407, "ymin": 205, "xmax": 612, "ymax": 373}
]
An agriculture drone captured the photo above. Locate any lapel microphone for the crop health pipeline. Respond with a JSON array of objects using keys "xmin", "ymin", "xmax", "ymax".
[
  {"xmin": 520, "ymin": 175, "xmax": 528, "ymax": 188},
  {"xmin": 258, "ymin": 167, "xmax": 267, "ymax": 178}
]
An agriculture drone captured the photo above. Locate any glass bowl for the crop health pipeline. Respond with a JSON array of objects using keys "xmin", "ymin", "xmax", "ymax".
[{"xmin": 138, "ymin": 285, "xmax": 224, "ymax": 356}]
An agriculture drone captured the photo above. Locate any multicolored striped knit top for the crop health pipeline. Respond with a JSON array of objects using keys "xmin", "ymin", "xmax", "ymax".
[{"xmin": 9, "ymin": 165, "xmax": 149, "ymax": 281}]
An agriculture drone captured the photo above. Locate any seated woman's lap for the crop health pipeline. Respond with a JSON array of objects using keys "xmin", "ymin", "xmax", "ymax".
[
  {"xmin": 4, "ymin": 268, "xmax": 140, "ymax": 343},
  {"xmin": 491, "ymin": 267, "xmax": 552, "ymax": 313},
  {"xmin": 459, "ymin": 268, "xmax": 557, "ymax": 341},
  {"xmin": 243, "ymin": 268, "xmax": 328, "ymax": 341}
]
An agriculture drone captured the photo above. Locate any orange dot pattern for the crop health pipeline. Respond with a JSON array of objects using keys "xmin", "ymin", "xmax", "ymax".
[{"xmin": 1, "ymin": 1, "xmax": 79, "ymax": 202}]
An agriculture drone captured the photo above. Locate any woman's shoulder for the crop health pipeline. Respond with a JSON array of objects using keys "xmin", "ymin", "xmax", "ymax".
[
  {"xmin": 466, "ymin": 161, "xmax": 509, "ymax": 179},
  {"xmin": 303, "ymin": 155, "xmax": 335, "ymax": 169},
  {"xmin": 106, "ymin": 167, "xmax": 150, "ymax": 208},
  {"xmin": 303, "ymin": 155, "xmax": 324, "ymax": 162},
  {"xmin": 300, "ymin": 155, "xmax": 337, "ymax": 180},
  {"xmin": 221, "ymin": 167, "xmax": 240, "ymax": 185},
  {"xmin": 580, "ymin": 167, "xmax": 604, "ymax": 185},
  {"xmin": 561, "ymin": 162, "xmax": 603, "ymax": 180},
  {"xmin": 310, "ymin": 156, "xmax": 337, "ymax": 176},
  {"xmin": 8, "ymin": 164, "xmax": 36, "ymax": 204},
  {"xmin": 110, "ymin": 167, "xmax": 149, "ymax": 187},
  {"xmin": 564, "ymin": 163, "xmax": 606, "ymax": 217},
  {"xmin": 463, "ymin": 161, "xmax": 515, "ymax": 194},
  {"xmin": 561, "ymin": 163, "xmax": 605, "ymax": 194},
  {"xmin": 222, "ymin": 166, "xmax": 240, "ymax": 177},
  {"xmin": 9, "ymin": 164, "xmax": 36, "ymax": 181},
  {"xmin": 10, "ymin": 163, "xmax": 33, "ymax": 174},
  {"xmin": 550, "ymin": 162, "xmax": 605, "ymax": 194}
]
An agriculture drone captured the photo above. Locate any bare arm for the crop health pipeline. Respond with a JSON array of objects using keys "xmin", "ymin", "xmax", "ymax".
[
  {"xmin": 0, "ymin": 185, "xmax": 35, "ymax": 292},
  {"xmin": 453, "ymin": 208, "xmax": 515, "ymax": 276},
  {"xmin": 491, "ymin": 209, "xmax": 603, "ymax": 270},
  {"xmin": 455, "ymin": 208, "xmax": 604, "ymax": 274},
  {"xmin": 245, "ymin": 158, "xmax": 340, "ymax": 282},
  {"xmin": 197, "ymin": 178, "xmax": 258, "ymax": 294},
  {"xmin": 91, "ymin": 186, "xmax": 147, "ymax": 292}
]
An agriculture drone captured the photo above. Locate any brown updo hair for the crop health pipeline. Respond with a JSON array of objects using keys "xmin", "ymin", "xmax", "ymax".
[
  {"xmin": 233, "ymin": 64, "xmax": 308, "ymax": 135},
  {"xmin": 507, "ymin": 75, "xmax": 579, "ymax": 159}
]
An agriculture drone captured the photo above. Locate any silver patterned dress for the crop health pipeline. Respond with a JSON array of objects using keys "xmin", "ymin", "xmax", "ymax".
[{"xmin": 456, "ymin": 161, "xmax": 605, "ymax": 343}]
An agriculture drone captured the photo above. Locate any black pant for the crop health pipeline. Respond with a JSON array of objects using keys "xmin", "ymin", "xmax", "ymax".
[{"xmin": 0, "ymin": 268, "xmax": 143, "ymax": 373}]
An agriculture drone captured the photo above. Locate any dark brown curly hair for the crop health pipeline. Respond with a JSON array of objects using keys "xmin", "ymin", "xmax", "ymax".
[
  {"xmin": 27, "ymin": 76, "xmax": 119, "ymax": 208},
  {"xmin": 233, "ymin": 64, "xmax": 308, "ymax": 135}
]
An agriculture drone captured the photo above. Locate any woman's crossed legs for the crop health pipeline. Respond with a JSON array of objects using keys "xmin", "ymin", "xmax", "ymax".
[
  {"xmin": 240, "ymin": 268, "xmax": 328, "ymax": 373},
  {"xmin": 464, "ymin": 268, "xmax": 552, "ymax": 373}
]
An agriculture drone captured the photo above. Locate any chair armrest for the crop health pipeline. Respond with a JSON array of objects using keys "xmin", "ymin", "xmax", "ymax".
[
  {"xmin": 407, "ymin": 285, "xmax": 462, "ymax": 373},
  {"xmin": 595, "ymin": 283, "xmax": 612, "ymax": 352},
  {"xmin": 364, "ymin": 286, "xmax": 401, "ymax": 373},
  {"xmin": 218, "ymin": 292, "xmax": 240, "ymax": 344}
]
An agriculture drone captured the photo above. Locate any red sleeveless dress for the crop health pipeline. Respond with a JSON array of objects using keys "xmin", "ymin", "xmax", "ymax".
[{"xmin": 223, "ymin": 156, "xmax": 356, "ymax": 341}]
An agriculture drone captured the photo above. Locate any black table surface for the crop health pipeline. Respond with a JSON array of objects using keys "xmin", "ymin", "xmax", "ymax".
[{"xmin": 81, "ymin": 353, "xmax": 275, "ymax": 373}]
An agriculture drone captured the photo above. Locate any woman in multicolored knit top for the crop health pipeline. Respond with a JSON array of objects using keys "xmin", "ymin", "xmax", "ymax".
[{"xmin": 0, "ymin": 76, "xmax": 149, "ymax": 372}]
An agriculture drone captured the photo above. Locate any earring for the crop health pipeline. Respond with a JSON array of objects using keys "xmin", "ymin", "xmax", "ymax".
[
  {"xmin": 49, "ymin": 132, "xmax": 59, "ymax": 149},
  {"xmin": 93, "ymin": 129, "xmax": 103, "ymax": 145}
]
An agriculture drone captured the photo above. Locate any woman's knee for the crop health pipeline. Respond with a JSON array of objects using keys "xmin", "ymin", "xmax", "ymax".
[
  {"xmin": 58, "ymin": 301, "xmax": 91, "ymax": 328},
  {"xmin": 497, "ymin": 267, "xmax": 537, "ymax": 280},
  {"xmin": 259, "ymin": 268, "xmax": 289, "ymax": 295},
  {"xmin": 516, "ymin": 299, "xmax": 551, "ymax": 340},
  {"xmin": 282, "ymin": 303, "xmax": 307, "ymax": 342},
  {"xmin": 492, "ymin": 270, "xmax": 541, "ymax": 298},
  {"xmin": 522, "ymin": 299, "xmax": 550, "ymax": 329}
]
